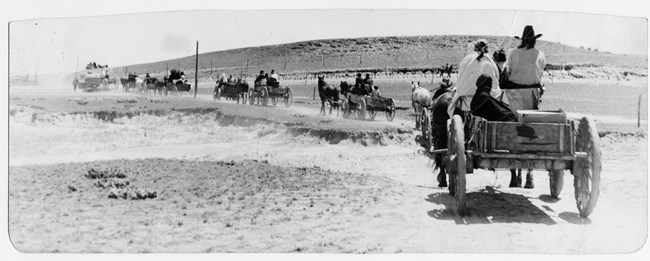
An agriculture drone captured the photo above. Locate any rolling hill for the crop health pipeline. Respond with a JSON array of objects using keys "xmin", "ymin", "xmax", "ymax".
[{"xmin": 111, "ymin": 35, "xmax": 648, "ymax": 79}]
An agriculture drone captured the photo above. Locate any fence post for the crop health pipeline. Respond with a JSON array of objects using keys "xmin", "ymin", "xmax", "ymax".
[
  {"xmin": 194, "ymin": 41, "xmax": 199, "ymax": 99},
  {"xmin": 638, "ymin": 94, "xmax": 642, "ymax": 128}
]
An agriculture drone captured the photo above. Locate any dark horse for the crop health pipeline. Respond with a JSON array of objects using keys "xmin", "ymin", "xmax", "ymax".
[
  {"xmin": 430, "ymin": 91, "xmax": 459, "ymax": 187},
  {"xmin": 339, "ymin": 81, "xmax": 353, "ymax": 96},
  {"xmin": 430, "ymin": 92, "xmax": 533, "ymax": 188},
  {"xmin": 317, "ymin": 76, "xmax": 340, "ymax": 116}
]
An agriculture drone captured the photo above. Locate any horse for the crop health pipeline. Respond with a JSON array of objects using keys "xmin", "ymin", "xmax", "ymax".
[
  {"xmin": 317, "ymin": 76, "xmax": 340, "ymax": 116},
  {"xmin": 429, "ymin": 90, "xmax": 458, "ymax": 187},
  {"xmin": 411, "ymin": 81, "xmax": 431, "ymax": 129},
  {"xmin": 339, "ymin": 81, "xmax": 353, "ymax": 96},
  {"xmin": 144, "ymin": 77, "xmax": 163, "ymax": 95},
  {"xmin": 120, "ymin": 78, "xmax": 129, "ymax": 91},
  {"xmin": 135, "ymin": 77, "xmax": 145, "ymax": 93}
]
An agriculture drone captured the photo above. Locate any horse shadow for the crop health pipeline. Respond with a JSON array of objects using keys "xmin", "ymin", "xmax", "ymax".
[{"xmin": 425, "ymin": 186, "xmax": 556, "ymax": 225}]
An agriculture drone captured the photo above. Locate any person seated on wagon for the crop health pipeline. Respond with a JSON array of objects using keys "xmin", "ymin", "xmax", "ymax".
[
  {"xmin": 352, "ymin": 73, "xmax": 363, "ymax": 95},
  {"xmin": 227, "ymin": 74, "xmax": 235, "ymax": 84},
  {"xmin": 269, "ymin": 69, "xmax": 280, "ymax": 87},
  {"xmin": 470, "ymin": 74, "xmax": 518, "ymax": 122},
  {"xmin": 447, "ymin": 39, "xmax": 507, "ymax": 119},
  {"xmin": 502, "ymin": 25, "xmax": 546, "ymax": 111},
  {"xmin": 363, "ymin": 74, "xmax": 374, "ymax": 95},
  {"xmin": 254, "ymin": 70, "xmax": 266, "ymax": 87},
  {"xmin": 371, "ymin": 85, "xmax": 382, "ymax": 99}
]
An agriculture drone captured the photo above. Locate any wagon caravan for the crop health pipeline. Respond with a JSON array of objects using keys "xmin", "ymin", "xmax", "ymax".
[{"xmin": 6, "ymin": 6, "xmax": 648, "ymax": 255}]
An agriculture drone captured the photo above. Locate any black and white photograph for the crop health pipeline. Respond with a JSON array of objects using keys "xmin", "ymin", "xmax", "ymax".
[{"xmin": 4, "ymin": 0, "xmax": 649, "ymax": 256}]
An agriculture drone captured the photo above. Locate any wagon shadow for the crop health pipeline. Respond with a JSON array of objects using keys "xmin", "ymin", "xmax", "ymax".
[{"xmin": 425, "ymin": 186, "xmax": 556, "ymax": 225}]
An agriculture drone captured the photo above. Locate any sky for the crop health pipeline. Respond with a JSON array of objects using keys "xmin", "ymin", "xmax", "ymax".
[{"xmin": 7, "ymin": 2, "xmax": 649, "ymax": 76}]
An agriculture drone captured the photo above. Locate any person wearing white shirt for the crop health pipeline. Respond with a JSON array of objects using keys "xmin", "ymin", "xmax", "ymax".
[
  {"xmin": 447, "ymin": 39, "xmax": 506, "ymax": 118},
  {"xmin": 502, "ymin": 25, "xmax": 546, "ymax": 111}
]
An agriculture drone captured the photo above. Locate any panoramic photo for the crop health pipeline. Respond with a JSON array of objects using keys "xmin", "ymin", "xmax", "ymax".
[{"xmin": 7, "ymin": 7, "xmax": 648, "ymax": 253}]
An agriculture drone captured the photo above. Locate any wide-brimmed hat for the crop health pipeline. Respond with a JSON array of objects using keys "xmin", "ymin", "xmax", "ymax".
[{"xmin": 514, "ymin": 25, "xmax": 542, "ymax": 40}]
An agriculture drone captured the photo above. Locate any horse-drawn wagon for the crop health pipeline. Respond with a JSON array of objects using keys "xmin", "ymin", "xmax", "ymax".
[
  {"xmin": 248, "ymin": 84, "xmax": 293, "ymax": 107},
  {"xmin": 426, "ymin": 110, "xmax": 601, "ymax": 217},
  {"xmin": 341, "ymin": 94, "xmax": 396, "ymax": 121},
  {"xmin": 214, "ymin": 80, "xmax": 249, "ymax": 104}
]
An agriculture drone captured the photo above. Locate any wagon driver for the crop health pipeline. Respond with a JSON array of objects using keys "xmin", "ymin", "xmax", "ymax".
[{"xmin": 502, "ymin": 25, "xmax": 546, "ymax": 111}]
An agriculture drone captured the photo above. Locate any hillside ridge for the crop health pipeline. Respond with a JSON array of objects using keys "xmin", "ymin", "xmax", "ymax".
[{"xmin": 108, "ymin": 35, "xmax": 647, "ymax": 78}]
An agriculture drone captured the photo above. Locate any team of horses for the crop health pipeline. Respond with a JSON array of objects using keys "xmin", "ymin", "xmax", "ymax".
[{"xmin": 119, "ymin": 75, "xmax": 192, "ymax": 95}]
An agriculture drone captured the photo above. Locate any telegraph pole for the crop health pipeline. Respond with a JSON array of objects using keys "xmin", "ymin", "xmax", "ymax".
[{"xmin": 194, "ymin": 41, "xmax": 199, "ymax": 99}]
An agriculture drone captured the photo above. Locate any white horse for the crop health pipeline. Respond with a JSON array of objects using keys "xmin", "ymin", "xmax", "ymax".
[
  {"xmin": 135, "ymin": 77, "xmax": 145, "ymax": 93},
  {"xmin": 411, "ymin": 81, "xmax": 433, "ymax": 129}
]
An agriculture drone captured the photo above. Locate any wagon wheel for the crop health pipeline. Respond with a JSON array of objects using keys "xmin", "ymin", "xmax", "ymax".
[
  {"xmin": 357, "ymin": 98, "xmax": 367, "ymax": 120},
  {"xmin": 421, "ymin": 109, "xmax": 432, "ymax": 151},
  {"xmin": 549, "ymin": 170, "xmax": 565, "ymax": 198},
  {"xmin": 341, "ymin": 99, "xmax": 350, "ymax": 118},
  {"xmin": 386, "ymin": 99, "xmax": 396, "ymax": 122},
  {"xmin": 448, "ymin": 115, "xmax": 467, "ymax": 214},
  {"xmin": 368, "ymin": 110, "xmax": 377, "ymax": 120},
  {"xmin": 248, "ymin": 89, "xmax": 255, "ymax": 105},
  {"xmin": 572, "ymin": 117, "xmax": 601, "ymax": 217},
  {"xmin": 284, "ymin": 88, "xmax": 293, "ymax": 108},
  {"xmin": 261, "ymin": 87, "xmax": 269, "ymax": 106}
]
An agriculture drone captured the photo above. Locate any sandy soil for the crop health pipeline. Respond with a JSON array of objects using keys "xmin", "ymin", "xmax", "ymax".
[{"xmin": 7, "ymin": 83, "xmax": 648, "ymax": 253}]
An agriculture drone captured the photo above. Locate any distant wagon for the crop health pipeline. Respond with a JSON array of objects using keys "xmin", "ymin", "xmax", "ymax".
[
  {"xmin": 214, "ymin": 79, "xmax": 249, "ymax": 104},
  {"xmin": 76, "ymin": 71, "xmax": 104, "ymax": 92},
  {"xmin": 248, "ymin": 82, "xmax": 293, "ymax": 107},
  {"xmin": 340, "ymin": 89, "xmax": 396, "ymax": 121}
]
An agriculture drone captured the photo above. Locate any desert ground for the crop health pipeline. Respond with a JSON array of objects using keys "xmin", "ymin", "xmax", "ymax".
[{"xmin": 8, "ymin": 76, "xmax": 648, "ymax": 253}]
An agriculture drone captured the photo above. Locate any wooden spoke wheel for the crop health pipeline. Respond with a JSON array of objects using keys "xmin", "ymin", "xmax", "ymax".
[
  {"xmin": 261, "ymin": 87, "xmax": 269, "ymax": 106},
  {"xmin": 421, "ymin": 109, "xmax": 432, "ymax": 151},
  {"xmin": 214, "ymin": 87, "xmax": 221, "ymax": 101},
  {"xmin": 385, "ymin": 99, "xmax": 396, "ymax": 122},
  {"xmin": 357, "ymin": 98, "xmax": 367, "ymax": 120},
  {"xmin": 368, "ymin": 110, "xmax": 377, "ymax": 120},
  {"xmin": 549, "ymin": 170, "xmax": 565, "ymax": 198},
  {"xmin": 284, "ymin": 88, "xmax": 293, "ymax": 108},
  {"xmin": 448, "ymin": 115, "xmax": 467, "ymax": 214},
  {"xmin": 572, "ymin": 117, "xmax": 601, "ymax": 217},
  {"xmin": 248, "ymin": 90, "xmax": 255, "ymax": 105},
  {"xmin": 341, "ymin": 99, "xmax": 351, "ymax": 119}
]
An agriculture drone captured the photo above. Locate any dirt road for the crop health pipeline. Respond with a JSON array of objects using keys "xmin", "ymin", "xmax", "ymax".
[{"xmin": 8, "ymin": 84, "xmax": 648, "ymax": 253}]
